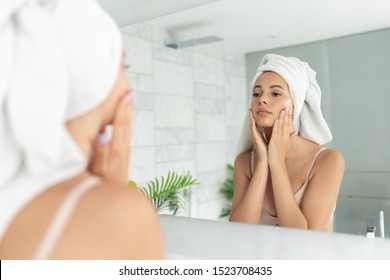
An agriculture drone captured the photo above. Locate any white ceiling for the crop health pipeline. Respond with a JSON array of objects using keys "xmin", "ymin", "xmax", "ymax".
[
  {"xmin": 98, "ymin": 0, "xmax": 220, "ymax": 27},
  {"xmin": 148, "ymin": 0, "xmax": 390, "ymax": 54}
]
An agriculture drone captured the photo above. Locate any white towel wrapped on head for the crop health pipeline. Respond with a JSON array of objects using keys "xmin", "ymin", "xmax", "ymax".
[
  {"xmin": 236, "ymin": 54, "xmax": 332, "ymax": 156},
  {"xmin": 0, "ymin": 0, "xmax": 122, "ymax": 239}
]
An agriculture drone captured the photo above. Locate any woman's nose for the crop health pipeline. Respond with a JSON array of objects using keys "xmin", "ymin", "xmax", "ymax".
[{"xmin": 258, "ymin": 95, "xmax": 267, "ymax": 104}]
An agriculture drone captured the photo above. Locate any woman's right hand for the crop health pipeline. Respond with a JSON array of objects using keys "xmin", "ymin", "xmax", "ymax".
[
  {"xmin": 249, "ymin": 109, "xmax": 268, "ymax": 161},
  {"xmin": 89, "ymin": 93, "xmax": 133, "ymax": 185}
]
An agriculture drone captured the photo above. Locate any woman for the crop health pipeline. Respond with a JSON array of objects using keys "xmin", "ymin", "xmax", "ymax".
[
  {"xmin": 0, "ymin": 0, "xmax": 163, "ymax": 259},
  {"xmin": 230, "ymin": 54, "xmax": 344, "ymax": 231}
]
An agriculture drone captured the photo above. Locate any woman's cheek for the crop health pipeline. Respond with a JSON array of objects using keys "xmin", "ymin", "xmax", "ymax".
[{"xmin": 284, "ymin": 99, "xmax": 293, "ymax": 113}]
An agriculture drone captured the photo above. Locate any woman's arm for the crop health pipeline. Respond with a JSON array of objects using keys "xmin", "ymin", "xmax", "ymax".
[
  {"xmin": 271, "ymin": 149, "xmax": 344, "ymax": 230},
  {"xmin": 269, "ymin": 162, "xmax": 309, "ymax": 228},
  {"xmin": 230, "ymin": 109, "xmax": 270, "ymax": 224},
  {"xmin": 268, "ymin": 108, "xmax": 344, "ymax": 230},
  {"xmin": 268, "ymin": 108, "xmax": 309, "ymax": 228},
  {"xmin": 300, "ymin": 150, "xmax": 344, "ymax": 230},
  {"xmin": 229, "ymin": 153, "xmax": 268, "ymax": 224},
  {"xmin": 270, "ymin": 152, "xmax": 344, "ymax": 231}
]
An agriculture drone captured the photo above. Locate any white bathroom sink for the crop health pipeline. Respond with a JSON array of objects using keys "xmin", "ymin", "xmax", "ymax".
[{"xmin": 159, "ymin": 215, "xmax": 390, "ymax": 259}]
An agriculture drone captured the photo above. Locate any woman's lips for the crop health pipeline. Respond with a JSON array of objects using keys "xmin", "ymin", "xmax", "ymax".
[{"xmin": 257, "ymin": 109, "xmax": 272, "ymax": 116}]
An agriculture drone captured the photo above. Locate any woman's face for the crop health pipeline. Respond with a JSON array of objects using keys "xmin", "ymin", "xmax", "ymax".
[{"xmin": 251, "ymin": 71, "xmax": 294, "ymax": 128}]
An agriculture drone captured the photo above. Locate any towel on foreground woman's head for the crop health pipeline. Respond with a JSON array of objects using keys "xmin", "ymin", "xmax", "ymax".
[{"xmin": 0, "ymin": 0, "xmax": 122, "ymax": 238}]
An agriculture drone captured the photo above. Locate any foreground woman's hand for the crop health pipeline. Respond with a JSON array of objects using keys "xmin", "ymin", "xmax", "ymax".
[{"xmin": 90, "ymin": 93, "xmax": 133, "ymax": 184}]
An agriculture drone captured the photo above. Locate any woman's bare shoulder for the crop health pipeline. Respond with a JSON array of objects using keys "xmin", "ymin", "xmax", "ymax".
[
  {"xmin": 315, "ymin": 148, "xmax": 345, "ymax": 173},
  {"xmin": 63, "ymin": 178, "xmax": 163, "ymax": 259},
  {"xmin": 235, "ymin": 151, "xmax": 252, "ymax": 164},
  {"xmin": 234, "ymin": 151, "xmax": 252, "ymax": 169},
  {"xmin": 91, "ymin": 179, "xmax": 153, "ymax": 215},
  {"xmin": 320, "ymin": 148, "xmax": 344, "ymax": 164},
  {"xmin": 234, "ymin": 151, "xmax": 253, "ymax": 178},
  {"xmin": 0, "ymin": 175, "xmax": 163, "ymax": 259}
]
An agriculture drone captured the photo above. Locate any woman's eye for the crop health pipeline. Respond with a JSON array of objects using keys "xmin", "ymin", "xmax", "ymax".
[
  {"xmin": 272, "ymin": 92, "xmax": 281, "ymax": 97},
  {"xmin": 253, "ymin": 93, "xmax": 260, "ymax": 97}
]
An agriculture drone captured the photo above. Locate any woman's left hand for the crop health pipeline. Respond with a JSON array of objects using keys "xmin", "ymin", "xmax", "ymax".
[
  {"xmin": 267, "ymin": 107, "xmax": 294, "ymax": 167},
  {"xmin": 89, "ymin": 93, "xmax": 133, "ymax": 185}
]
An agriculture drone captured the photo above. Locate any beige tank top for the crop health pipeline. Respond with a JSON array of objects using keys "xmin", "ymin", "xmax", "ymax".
[{"xmin": 250, "ymin": 147, "xmax": 328, "ymax": 226}]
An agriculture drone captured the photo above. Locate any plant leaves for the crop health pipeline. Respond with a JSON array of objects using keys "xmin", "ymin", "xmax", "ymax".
[
  {"xmin": 219, "ymin": 163, "xmax": 234, "ymax": 218},
  {"xmin": 128, "ymin": 180, "xmax": 138, "ymax": 188},
  {"xmin": 139, "ymin": 171, "xmax": 199, "ymax": 215}
]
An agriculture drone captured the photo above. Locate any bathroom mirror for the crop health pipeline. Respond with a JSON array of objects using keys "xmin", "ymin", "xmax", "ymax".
[{"xmin": 99, "ymin": 0, "xmax": 390, "ymax": 238}]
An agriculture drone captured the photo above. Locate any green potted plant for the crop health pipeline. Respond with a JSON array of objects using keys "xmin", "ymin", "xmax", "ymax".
[
  {"xmin": 129, "ymin": 171, "xmax": 199, "ymax": 215},
  {"xmin": 219, "ymin": 163, "xmax": 234, "ymax": 218}
]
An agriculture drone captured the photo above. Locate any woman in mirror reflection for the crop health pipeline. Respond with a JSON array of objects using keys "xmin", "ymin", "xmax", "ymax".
[
  {"xmin": 230, "ymin": 54, "xmax": 344, "ymax": 231},
  {"xmin": 0, "ymin": 0, "xmax": 163, "ymax": 259}
]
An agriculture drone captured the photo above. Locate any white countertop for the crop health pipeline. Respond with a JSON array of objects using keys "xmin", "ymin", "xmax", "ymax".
[{"xmin": 159, "ymin": 215, "xmax": 390, "ymax": 259}]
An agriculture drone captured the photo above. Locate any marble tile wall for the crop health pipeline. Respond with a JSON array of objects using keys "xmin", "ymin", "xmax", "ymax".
[{"xmin": 121, "ymin": 22, "xmax": 247, "ymax": 220}]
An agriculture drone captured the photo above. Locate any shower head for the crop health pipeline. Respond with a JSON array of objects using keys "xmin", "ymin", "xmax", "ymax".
[{"xmin": 164, "ymin": 35, "xmax": 223, "ymax": 49}]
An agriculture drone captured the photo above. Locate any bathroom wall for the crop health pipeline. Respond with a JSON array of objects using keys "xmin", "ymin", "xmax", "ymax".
[
  {"xmin": 121, "ymin": 22, "xmax": 247, "ymax": 219},
  {"xmin": 246, "ymin": 28, "xmax": 390, "ymax": 237}
]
